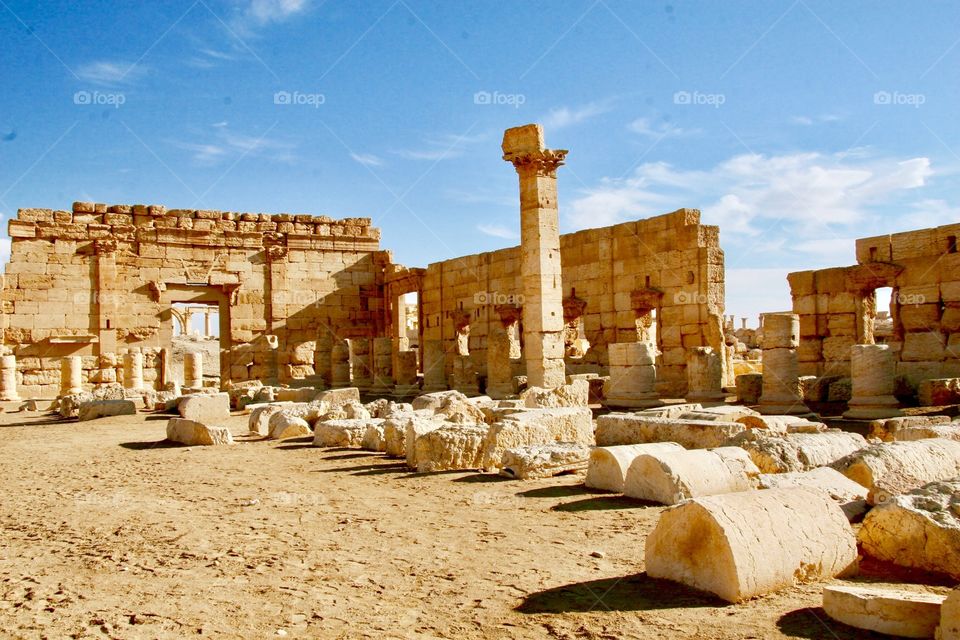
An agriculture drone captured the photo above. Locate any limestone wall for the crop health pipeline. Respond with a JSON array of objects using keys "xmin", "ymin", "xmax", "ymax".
[
  {"xmin": 1, "ymin": 201, "xmax": 388, "ymax": 397},
  {"xmin": 419, "ymin": 208, "xmax": 724, "ymax": 396},
  {"xmin": 788, "ymin": 223, "xmax": 960, "ymax": 388}
]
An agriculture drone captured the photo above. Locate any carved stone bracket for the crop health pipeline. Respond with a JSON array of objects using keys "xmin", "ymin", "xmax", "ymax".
[
  {"xmin": 266, "ymin": 245, "xmax": 288, "ymax": 262},
  {"xmin": 494, "ymin": 304, "xmax": 523, "ymax": 327},
  {"xmin": 562, "ymin": 295, "xmax": 587, "ymax": 322},
  {"xmin": 631, "ymin": 287, "xmax": 664, "ymax": 312},
  {"xmin": 148, "ymin": 281, "xmax": 166, "ymax": 302}
]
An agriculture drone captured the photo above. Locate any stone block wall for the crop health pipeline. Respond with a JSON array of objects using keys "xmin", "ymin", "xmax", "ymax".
[
  {"xmin": 788, "ymin": 223, "xmax": 960, "ymax": 388},
  {"xmin": 1, "ymin": 201, "xmax": 388, "ymax": 398},
  {"xmin": 419, "ymin": 208, "xmax": 725, "ymax": 396}
]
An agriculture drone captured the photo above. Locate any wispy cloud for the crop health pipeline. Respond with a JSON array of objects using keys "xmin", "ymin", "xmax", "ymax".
[
  {"xmin": 790, "ymin": 114, "xmax": 843, "ymax": 126},
  {"xmin": 170, "ymin": 124, "xmax": 295, "ymax": 165},
  {"xmin": 541, "ymin": 101, "xmax": 612, "ymax": 130},
  {"xmin": 77, "ymin": 61, "xmax": 146, "ymax": 86},
  {"xmin": 392, "ymin": 131, "xmax": 488, "ymax": 162},
  {"xmin": 350, "ymin": 152, "xmax": 383, "ymax": 167},
  {"xmin": 628, "ymin": 117, "xmax": 695, "ymax": 138},
  {"xmin": 477, "ymin": 223, "xmax": 519, "ymax": 240}
]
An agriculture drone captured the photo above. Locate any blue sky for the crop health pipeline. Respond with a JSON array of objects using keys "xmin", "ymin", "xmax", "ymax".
[{"xmin": 1, "ymin": 0, "xmax": 957, "ymax": 321}]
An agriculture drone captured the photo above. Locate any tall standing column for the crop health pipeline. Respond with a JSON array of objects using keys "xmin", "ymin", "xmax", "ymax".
[
  {"xmin": 844, "ymin": 344, "xmax": 902, "ymax": 419},
  {"xmin": 502, "ymin": 124, "xmax": 568, "ymax": 389},
  {"xmin": 60, "ymin": 356, "xmax": 83, "ymax": 395},
  {"xmin": 123, "ymin": 348, "xmax": 144, "ymax": 392},
  {"xmin": 184, "ymin": 352, "xmax": 203, "ymax": 389},
  {"xmin": 758, "ymin": 313, "xmax": 807, "ymax": 414},
  {"xmin": 0, "ymin": 355, "xmax": 19, "ymax": 401}
]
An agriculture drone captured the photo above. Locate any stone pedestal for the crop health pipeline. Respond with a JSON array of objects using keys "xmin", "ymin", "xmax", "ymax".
[
  {"xmin": 503, "ymin": 124, "xmax": 568, "ymax": 389},
  {"xmin": 0, "ymin": 355, "xmax": 19, "ymax": 401},
  {"xmin": 184, "ymin": 352, "xmax": 203, "ymax": 389},
  {"xmin": 605, "ymin": 342, "xmax": 662, "ymax": 408},
  {"xmin": 685, "ymin": 346, "xmax": 726, "ymax": 403},
  {"xmin": 844, "ymin": 344, "xmax": 903, "ymax": 420},
  {"xmin": 60, "ymin": 356, "xmax": 83, "ymax": 395},
  {"xmin": 486, "ymin": 328, "xmax": 514, "ymax": 399},
  {"xmin": 393, "ymin": 350, "xmax": 420, "ymax": 400},
  {"xmin": 371, "ymin": 337, "xmax": 394, "ymax": 395},
  {"xmin": 330, "ymin": 338, "xmax": 352, "ymax": 389},
  {"xmin": 421, "ymin": 339, "xmax": 447, "ymax": 393},
  {"xmin": 123, "ymin": 349, "xmax": 144, "ymax": 392}
]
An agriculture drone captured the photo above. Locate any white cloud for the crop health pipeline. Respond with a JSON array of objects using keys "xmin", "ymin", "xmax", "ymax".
[
  {"xmin": 350, "ymin": 152, "xmax": 383, "ymax": 167},
  {"xmin": 230, "ymin": 0, "xmax": 310, "ymax": 35},
  {"xmin": 628, "ymin": 117, "xmax": 694, "ymax": 138},
  {"xmin": 542, "ymin": 102, "xmax": 612, "ymax": 130},
  {"xmin": 77, "ymin": 61, "xmax": 145, "ymax": 85},
  {"xmin": 566, "ymin": 151, "xmax": 934, "ymax": 240},
  {"xmin": 477, "ymin": 223, "xmax": 519, "ymax": 240},
  {"xmin": 725, "ymin": 268, "xmax": 795, "ymax": 321}
]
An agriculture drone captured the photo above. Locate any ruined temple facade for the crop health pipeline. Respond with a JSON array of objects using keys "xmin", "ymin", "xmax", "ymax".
[
  {"xmin": 1, "ymin": 204, "xmax": 388, "ymax": 398},
  {"xmin": 788, "ymin": 224, "xmax": 960, "ymax": 387}
]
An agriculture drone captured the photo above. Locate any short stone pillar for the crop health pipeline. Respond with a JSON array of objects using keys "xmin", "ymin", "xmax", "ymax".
[
  {"xmin": 330, "ymin": 338, "xmax": 352, "ymax": 388},
  {"xmin": 123, "ymin": 348, "xmax": 144, "ymax": 391},
  {"xmin": 351, "ymin": 338, "xmax": 373, "ymax": 393},
  {"xmin": 605, "ymin": 342, "xmax": 662, "ymax": 408},
  {"xmin": 184, "ymin": 352, "xmax": 203, "ymax": 389},
  {"xmin": 421, "ymin": 340, "xmax": 447, "ymax": 393},
  {"xmin": 371, "ymin": 337, "xmax": 394, "ymax": 395},
  {"xmin": 843, "ymin": 344, "xmax": 903, "ymax": 420},
  {"xmin": 0, "ymin": 355, "xmax": 20, "ymax": 401},
  {"xmin": 313, "ymin": 331, "xmax": 332, "ymax": 390},
  {"xmin": 758, "ymin": 313, "xmax": 806, "ymax": 415},
  {"xmin": 393, "ymin": 350, "xmax": 420, "ymax": 399},
  {"xmin": 60, "ymin": 356, "xmax": 83, "ymax": 395},
  {"xmin": 486, "ymin": 328, "xmax": 514, "ymax": 399},
  {"xmin": 451, "ymin": 354, "xmax": 480, "ymax": 396},
  {"xmin": 685, "ymin": 346, "xmax": 725, "ymax": 404}
]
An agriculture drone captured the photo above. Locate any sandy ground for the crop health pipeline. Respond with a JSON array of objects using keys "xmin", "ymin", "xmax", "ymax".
[{"xmin": 0, "ymin": 409, "xmax": 951, "ymax": 639}]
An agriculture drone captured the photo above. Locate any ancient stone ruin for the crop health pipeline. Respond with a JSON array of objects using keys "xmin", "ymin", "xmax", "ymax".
[{"xmin": 3, "ymin": 123, "xmax": 960, "ymax": 638}]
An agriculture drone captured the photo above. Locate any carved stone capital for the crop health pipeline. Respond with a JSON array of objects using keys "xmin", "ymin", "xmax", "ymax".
[
  {"xmin": 266, "ymin": 245, "xmax": 288, "ymax": 262},
  {"xmin": 503, "ymin": 149, "xmax": 568, "ymax": 177}
]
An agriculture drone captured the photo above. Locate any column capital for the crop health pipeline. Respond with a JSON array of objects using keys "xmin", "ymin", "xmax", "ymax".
[{"xmin": 503, "ymin": 148, "xmax": 568, "ymax": 177}]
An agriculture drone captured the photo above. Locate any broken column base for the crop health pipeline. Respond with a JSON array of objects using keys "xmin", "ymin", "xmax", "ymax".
[
  {"xmin": 843, "ymin": 396, "xmax": 903, "ymax": 420},
  {"xmin": 757, "ymin": 396, "xmax": 809, "ymax": 416},
  {"xmin": 393, "ymin": 384, "xmax": 421, "ymax": 401},
  {"xmin": 604, "ymin": 394, "xmax": 663, "ymax": 409}
]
